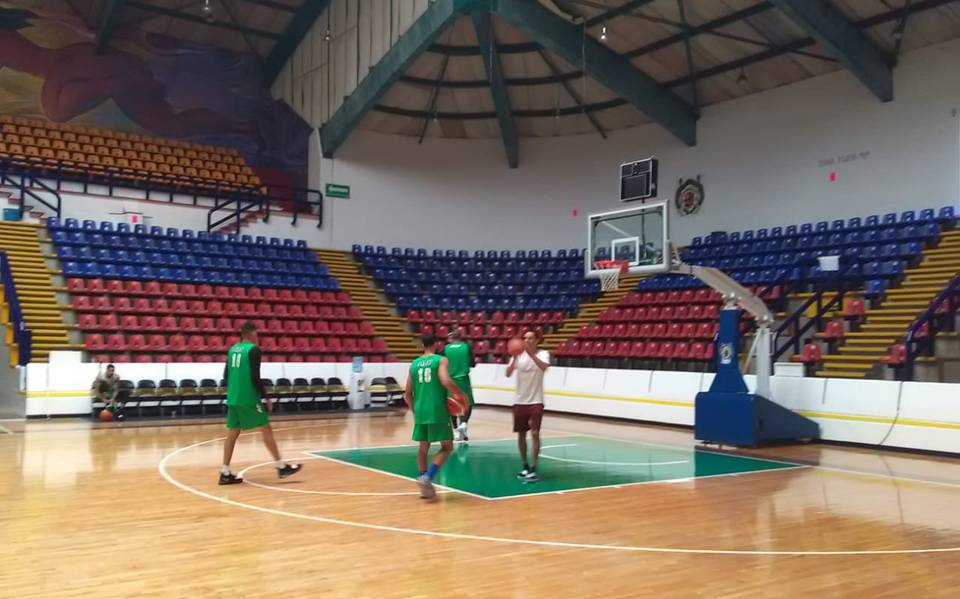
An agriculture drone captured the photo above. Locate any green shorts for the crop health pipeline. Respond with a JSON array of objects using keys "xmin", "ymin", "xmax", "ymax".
[
  {"xmin": 226, "ymin": 403, "xmax": 270, "ymax": 430},
  {"xmin": 451, "ymin": 376, "xmax": 475, "ymax": 406},
  {"xmin": 412, "ymin": 422, "xmax": 454, "ymax": 443}
]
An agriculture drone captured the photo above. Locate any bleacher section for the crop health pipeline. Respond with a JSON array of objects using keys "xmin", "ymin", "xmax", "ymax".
[
  {"xmin": 354, "ymin": 245, "xmax": 600, "ymax": 362},
  {"xmin": 0, "ymin": 221, "xmax": 73, "ymax": 362},
  {"xmin": 0, "ymin": 116, "xmax": 260, "ymax": 192},
  {"xmin": 557, "ymin": 207, "xmax": 957, "ymax": 375},
  {"xmin": 48, "ymin": 219, "xmax": 394, "ymax": 363}
]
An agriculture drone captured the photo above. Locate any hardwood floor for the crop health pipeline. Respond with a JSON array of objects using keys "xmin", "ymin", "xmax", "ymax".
[{"xmin": 3, "ymin": 408, "xmax": 960, "ymax": 598}]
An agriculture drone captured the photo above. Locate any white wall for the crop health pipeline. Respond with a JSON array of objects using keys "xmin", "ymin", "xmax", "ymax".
[
  {"xmin": 312, "ymin": 38, "xmax": 960, "ymax": 251},
  {"xmin": 272, "ymin": 0, "xmax": 431, "ymax": 127}
]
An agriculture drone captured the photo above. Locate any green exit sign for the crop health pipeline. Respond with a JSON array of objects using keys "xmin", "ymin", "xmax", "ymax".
[{"xmin": 325, "ymin": 183, "xmax": 350, "ymax": 199}]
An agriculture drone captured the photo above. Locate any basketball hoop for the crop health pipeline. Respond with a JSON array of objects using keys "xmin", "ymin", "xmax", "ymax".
[{"xmin": 593, "ymin": 259, "xmax": 628, "ymax": 291}]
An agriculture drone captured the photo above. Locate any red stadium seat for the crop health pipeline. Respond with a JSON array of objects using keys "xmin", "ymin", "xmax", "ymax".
[
  {"xmin": 85, "ymin": 334, "xmax": 106, "ymax": 351},
  {"xmin": 128, "ymin": 334, "xmax": 148, "ymax": 351},
  {"xmin": 78, "ymin": 314, "xmax": 98, "ymax": 330},
  {"xmin": 106, "ymin": 280, "xmax": 125, "ymax": 295},
  {"xmin": 143, "ymin": 281, "xmax": 162, "ymax": 296},
  {"xmin": 100, "ymin": 314, "xmax": 119, "ymax": 331},
  {"xmin": 119, "ymin": 315, "xmax": 138, "ymax": 330},
  {"xmin": 67, "ymin": 278, "xmax": 87, "ymax": 293},
  {"xmin": 168, "ymin": 335, "xmax": 187, "ymax": 352},
  {"xmin": 106, "ymin": 333, "xmax": 127, "ymax": 350}
]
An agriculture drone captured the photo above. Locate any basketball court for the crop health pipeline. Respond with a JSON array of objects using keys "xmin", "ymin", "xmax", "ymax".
[{"xmin": 4, "ymin": 408, "xmax": 960, "ymax": 597}]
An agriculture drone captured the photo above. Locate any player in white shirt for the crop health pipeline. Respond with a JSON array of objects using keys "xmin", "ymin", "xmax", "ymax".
[{"xmin": 505, "ymin": 330, "xmax": 550, "ymax": 481}]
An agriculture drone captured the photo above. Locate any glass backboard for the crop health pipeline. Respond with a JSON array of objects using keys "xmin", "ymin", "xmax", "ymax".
[{"xmin": 586, "ymin": 201, "xmax": 670, "ymax": 277}]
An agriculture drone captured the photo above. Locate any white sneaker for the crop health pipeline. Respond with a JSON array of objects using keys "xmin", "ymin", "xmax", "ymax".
[
  {"xmin": 458, "ymin": 422, "xmax": 469, "ymax": 442},
  {"xmin": 417, "ymin": 474, "xmax": 436, "ymax": 499}
]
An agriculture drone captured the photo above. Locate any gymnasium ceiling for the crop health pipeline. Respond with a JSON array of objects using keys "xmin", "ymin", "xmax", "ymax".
[{"xmin": 69, "ymin": 0, "xmax": 960, "ymax": 164}]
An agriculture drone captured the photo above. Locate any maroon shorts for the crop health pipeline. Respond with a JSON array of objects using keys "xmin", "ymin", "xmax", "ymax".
[{"xmin": 512, "ymin": 403, "xmax": 544, "ymax": 433}]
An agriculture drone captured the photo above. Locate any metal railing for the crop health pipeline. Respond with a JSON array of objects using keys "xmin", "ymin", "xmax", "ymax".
[
  {"xmin": 0, "ymin": 251, "xmax": 31, "ymax": 366},
  {"xmin": 0, "ymin": 162, "xmax": 62, "ymax": 219},
  {"xmin": 903, "ymin": 275, "xmax": 960, "ymax": 381},
  {"xmin": 0, "ymin": 157, "xmax": 322, "ymax": 229},
  {"xmin": 772, "ymin": 279, "xmax": 848, "ymax": 362}
]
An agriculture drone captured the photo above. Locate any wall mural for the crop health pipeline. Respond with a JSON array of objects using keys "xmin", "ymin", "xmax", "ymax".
[{"xmin": 0, "ymin": 3, "xmax": 310, "ymax": 190}]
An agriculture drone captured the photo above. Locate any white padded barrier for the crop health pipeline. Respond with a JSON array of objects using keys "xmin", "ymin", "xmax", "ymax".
[{"xmin": 22, "ymin": 361, "xmax": 960, "ymax": 454}]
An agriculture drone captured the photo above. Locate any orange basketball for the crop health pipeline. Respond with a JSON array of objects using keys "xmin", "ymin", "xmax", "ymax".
[
  {"xmin": 507, "ymin": 337, "xmax": 524, "ymax": 356},
  {"xmin": 446, "ymin": 392, "xmax": 467, "ymax": 416},
  {"xmin": 98, "ymin": 409, "xmax": 113, "ymax": 422}
]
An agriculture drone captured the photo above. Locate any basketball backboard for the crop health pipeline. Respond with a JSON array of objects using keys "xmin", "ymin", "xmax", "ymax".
[{"xmin": 586, "ymin": 201, "xmax": 670, "ymax": 277}]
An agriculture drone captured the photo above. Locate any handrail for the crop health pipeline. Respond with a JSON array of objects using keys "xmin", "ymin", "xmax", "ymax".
[
  {"xmin": 772, "ymin": 280, "xmax": 847, "ymax": 362},
  {"xmin": 0, "ymin": 167, "xmax": 62, "ymax": 219},
  {"xmin": 0, "ymin": 156, "xmax": 321, "ymax": 228},
  {"xmin": 0, "ymin": 250, "xmax": 31, "ymax": 366},
  {"xmin": 903, "ymin": 274, "xmax": 960, "ymax": 381}
]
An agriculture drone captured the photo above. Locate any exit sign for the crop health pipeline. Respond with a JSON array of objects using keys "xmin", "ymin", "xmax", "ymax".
[{"xmin": 325, "ymin": 183, "xmax": 350, "ymax": 199}]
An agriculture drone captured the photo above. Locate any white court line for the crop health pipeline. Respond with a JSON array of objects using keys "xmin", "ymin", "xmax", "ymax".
[
  {"xmin": 311, "ymin": 455, "xmax": 490, "ymax": 501},
  {"xmin": 159, "ymin": 435, "xmax": 960, "ymax": 555},
  {"xmin": 482, "ymin": 465, "xmax": 808, "ymax": 501},
  {"xmin": 238, "ymin": 457, "xmax": 449, "ymax": 496},
  {"xmin": 540, "ymin": 455, "xmax": 690, "ymax": 467},
  {"xmin": 539, "ymin": 443, "xmax": 689, "ymax": 467},
  {"xmin": 302, "ymin": 435, "xmax": 527, "ymax": 455},
  {"xmin": 549, "ymin": 430, "xmax": 960, "ymax": 491}
]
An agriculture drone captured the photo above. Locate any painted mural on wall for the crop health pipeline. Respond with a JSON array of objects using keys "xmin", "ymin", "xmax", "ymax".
[{"xmin": 0, "ymin": 3, "xmax": 310, "ymax": 189}]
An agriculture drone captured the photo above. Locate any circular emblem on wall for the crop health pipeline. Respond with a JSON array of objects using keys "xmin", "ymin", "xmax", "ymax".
[
  {"xmin": 719, "ymin": 343, "xmax": 734, "ymax": 365},
  {"xmin": 675, "ymin": 177, "xmax": 704, "ymax": 216}
]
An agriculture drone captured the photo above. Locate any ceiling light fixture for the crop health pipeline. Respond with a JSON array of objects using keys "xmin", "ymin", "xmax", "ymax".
[
  {"xmin": 737, "ymin": 68, "xmax": 748, "ymax": 87},
  {"xmin": 600, "ymin": 24, "xmax": 608, "ymax": 42},
  {"xmin": 201, "ymin": 0, "xmax": 214, "ymax": 23}
]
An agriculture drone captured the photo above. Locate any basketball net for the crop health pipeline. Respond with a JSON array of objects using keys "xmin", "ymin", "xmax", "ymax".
[{"xmin": 593, "ymin": 259, "xmax": 628, "ymax": 291}]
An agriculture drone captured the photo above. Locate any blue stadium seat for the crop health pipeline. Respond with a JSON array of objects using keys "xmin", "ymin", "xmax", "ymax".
[
  {"xmin": 815, "ymin": 221, "xmax": 828, "ymax": 233},
  {"xmin": 938, "ymin": 206, "xmax": 955, "ymax": 224},
  {"xmin": 865, "ymin": 279, "xmax": 885, "ymax": 298},
  {"xmin": 741, "ymin": 231, "xmax": 753, "ymax": 242},
  {"xmin": 64, "ymin": 218, "xmax": 80, "ymax": 229},
  {"xmin": 900, "ymin": 211, "xmax": 915, "ymax": 223},
  {"xmin": 918, "ymin": 208, "xmax": 936, "ymax": 223},
  {"xmin": 82, "ymin": 219, "xmax": 97, "ymax": 231},
  {"xmin": 882, "ymin": 213, "xmax": 897, "ymax": 226},
  {"xmin": 799, "ymin": 223, "xmax": 813, "ymax": 235},
  {"xmin": 830, "ymin": 219, "xmax": 844, "ymax": 231},
  {"xmin": 847, "ymin": 217, "xmax": 861, "ymax": 230},
  {"xmin": 728, "ymin": 232, "xmax": 740, "ymax": 243}
]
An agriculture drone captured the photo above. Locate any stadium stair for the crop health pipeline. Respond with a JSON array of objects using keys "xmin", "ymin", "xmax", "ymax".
[
  {"xmin": 817, "ymin": 228, "xmax": 960, "ymax": 378},
  {"xmin": 0, "ymin": 221, "xmax": 72, "ymax": 362},
  {"xmin": 315, "ymin": 249, "xmax": 420, "ymax": 360},
  {"xmin": 542, "ymin": 273, "xmax": 644, "ymax": 353}
]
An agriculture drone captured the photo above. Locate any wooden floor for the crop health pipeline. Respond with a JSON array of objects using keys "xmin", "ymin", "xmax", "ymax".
[{"xmin": 4, "ymin": 408, "xmax": 960, "ymax": 598}]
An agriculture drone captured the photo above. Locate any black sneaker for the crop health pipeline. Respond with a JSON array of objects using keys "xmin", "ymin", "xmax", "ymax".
[
  {"xmin": 277, "ymin": 463, "xmax": 302, "ymax": 479},
  {"xmin": 522, "ymin": 470, "xmax": 539, "ymax": 482},
  {"xmin": 516, "ymin": 468, "xmax": 530, "ymax": 480},
  {"xmin": 219, "ymin": 472, "xmax": 243, "ymax": 485}
]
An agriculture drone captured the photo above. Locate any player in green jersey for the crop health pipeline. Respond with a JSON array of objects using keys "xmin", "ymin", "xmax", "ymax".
[
  {"xmin": 443, "ymin": 328, "xmax": 475, "ymax": 442},
  {"xmin": 219, "ymin": 321, "xmax": 301, "ymax": 485},
  {"xmin": 405, "ymin": 333, "xmax": 468, "ymax": 499}
]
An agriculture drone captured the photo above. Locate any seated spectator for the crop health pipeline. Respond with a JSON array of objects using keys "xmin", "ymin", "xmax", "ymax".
[{"xmin": 91, "ymin": 364, "xmax": 125, "ymax": 419}]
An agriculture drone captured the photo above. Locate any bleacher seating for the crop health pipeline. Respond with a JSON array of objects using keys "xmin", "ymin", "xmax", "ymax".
[
  {"xmin": 0, "ymin": 115, "xmax": 260, "ymax": 191},
  {"xmin": 561, "ymin": 207, "xmax": 955, "ymax": 370},
  {"xmin": 52, "ymin": 219, "xmax": 393, "ymax": 363},
  {"xmin": 667, "ymin": 208, "xmax": 954, "ymax": 292},
  {"xmin": 355, "ymin": 245, "xmax": 598, "ymax": 362},
  {"xmin": 51, "ymin": 218, "xmax": 324, "ymax": 287}
]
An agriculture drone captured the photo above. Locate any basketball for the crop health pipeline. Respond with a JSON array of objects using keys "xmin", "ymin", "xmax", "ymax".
[
  {"xmin": 507, "ymin": 337, "xmax": 524, "ymax": 356},
  {"xmin": 98, "ymin": 409, "xmax": 113, "ymax": 421},
  {"xmin": 446, "ymin": 392, "xmax": 467, "ymax": 416}
]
